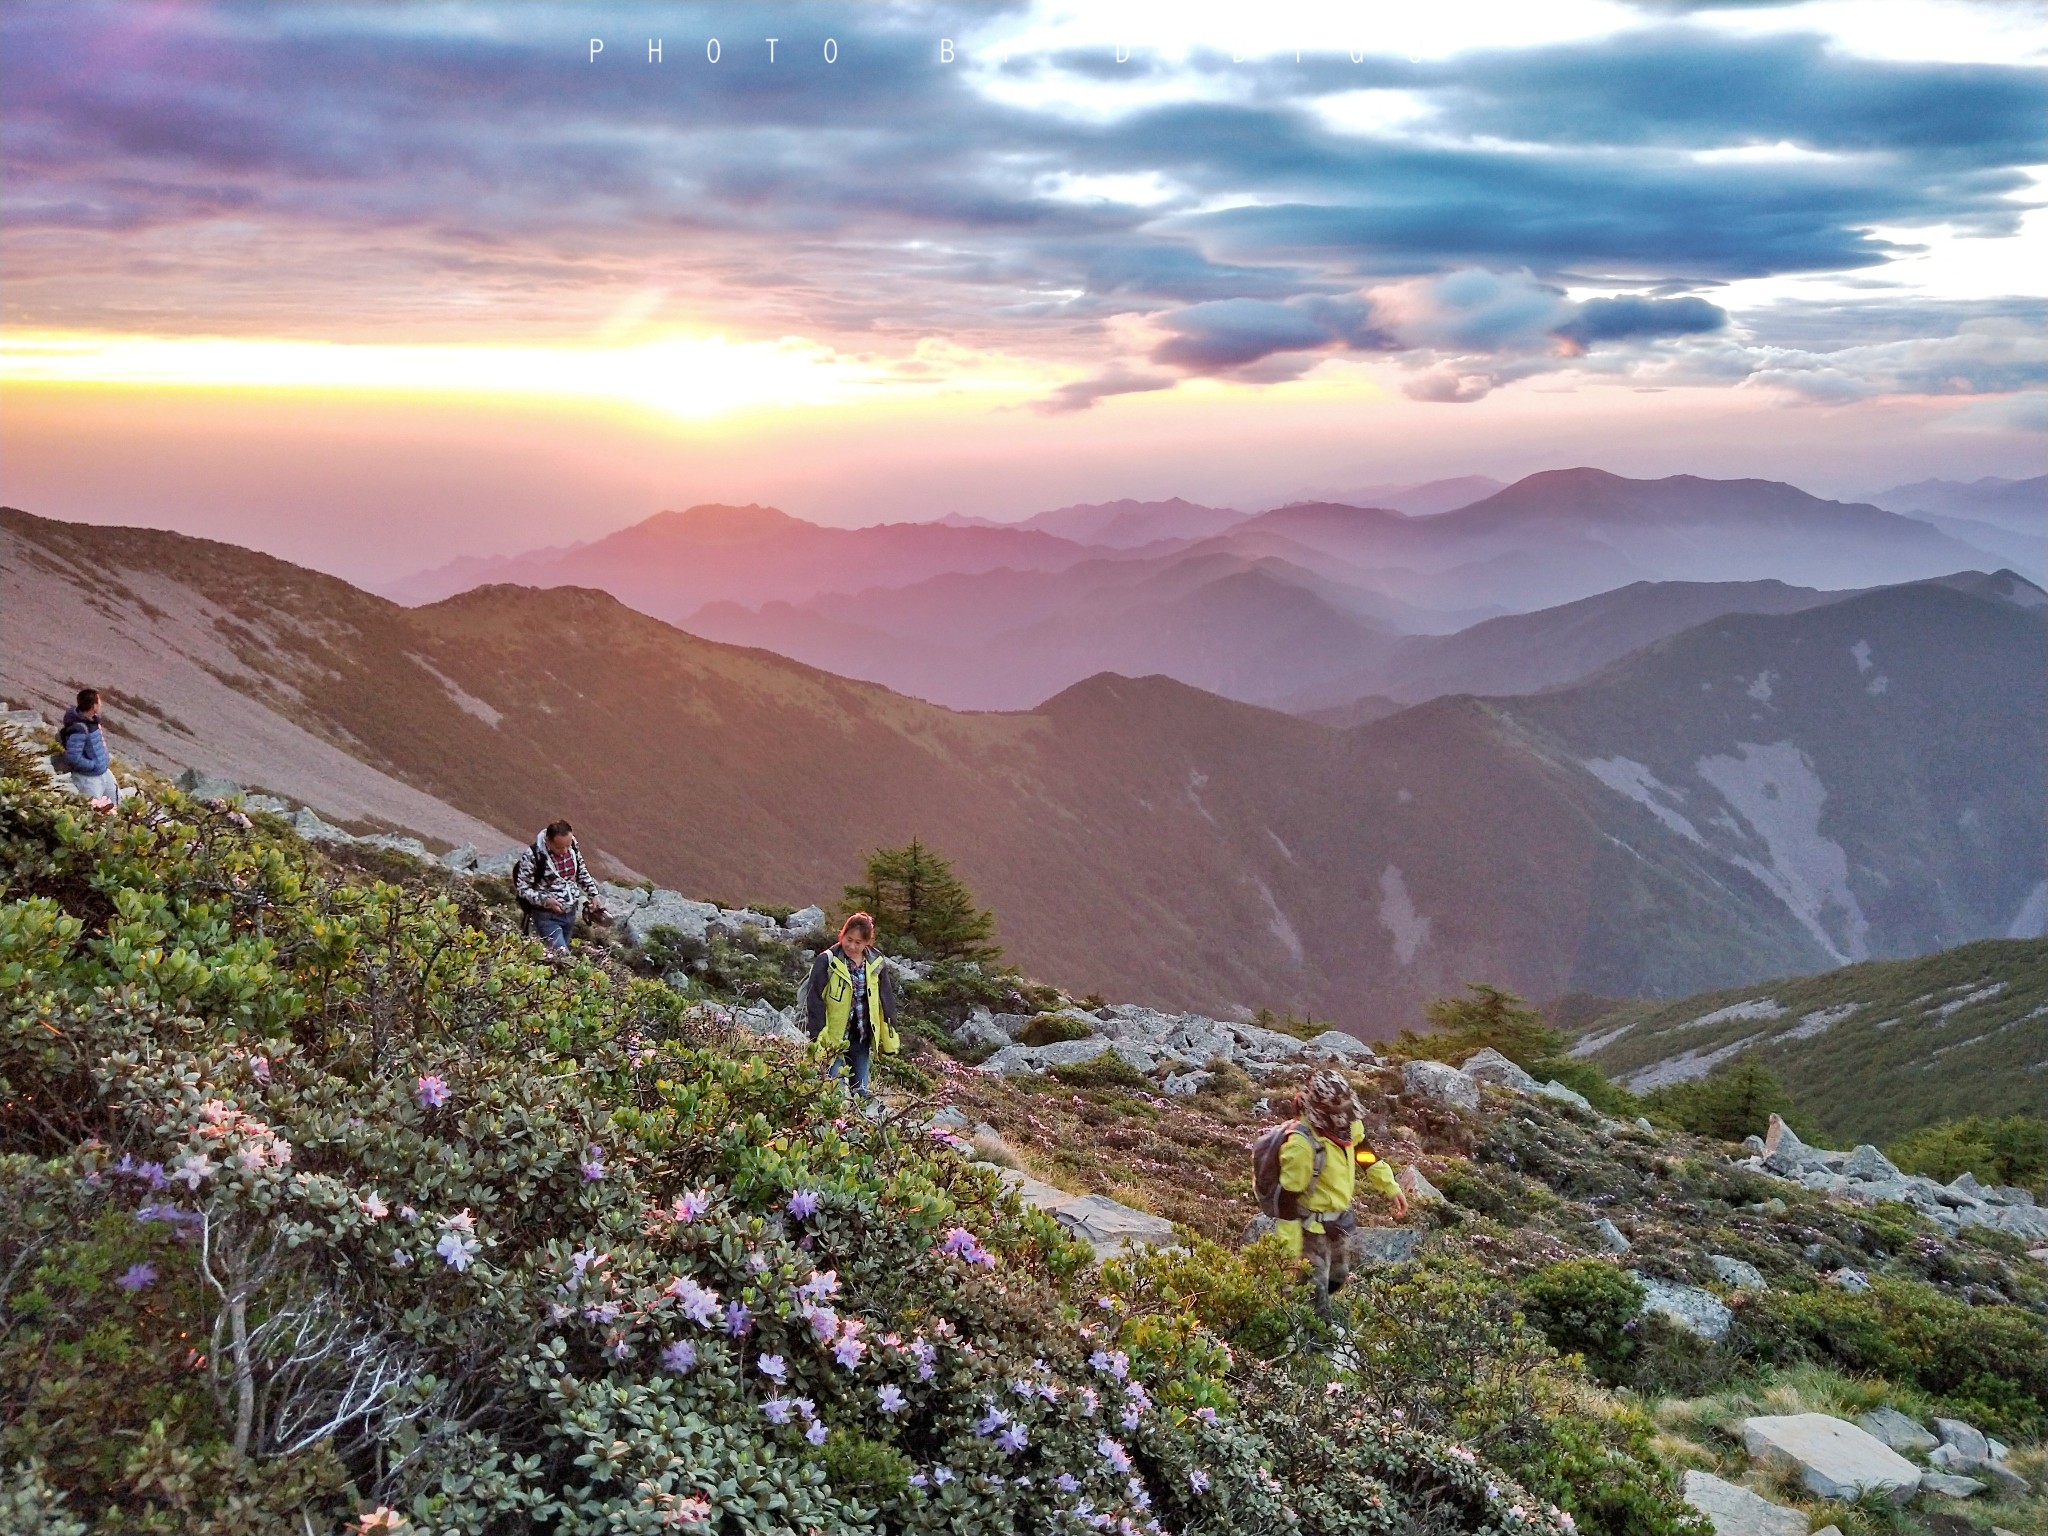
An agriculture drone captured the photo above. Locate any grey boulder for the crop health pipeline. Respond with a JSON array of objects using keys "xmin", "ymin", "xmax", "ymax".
[
  {"xmin": 783, "ymin": 905, "xmax": 827, "ymax": 937},
  {"xmin": 1707, "ymin": 1254, "xmax": 1768, "ymax": 1291},
  {"xmin": 1855, "ymin": 1407, "xmax": 1937, "ymax": 1456},
  {"xmin": 1538, "ymin": 1079, "xmax": 1593, "ymax": 1112},
  {"xmin": 1917, "ymin": 1472, "xmax": 1985, "ymax": 1499},
  {"xmin": 1842, "ymin": 1144, "xmax": 1903, "ymax": 1183},
  {"xmin": 1593, "ymin": 1218, "xmax": 1632, "ymax": 1254},
  {"xmin": 951, "ymin": 1008, "xmax": 1014, "ymax": 1054},
  {"xmin": 1740, "ymin": 1414, "xmax": 1920, "ymax": 1503},
  {"xmin": 1401, "ymin": 1059, "xmax": 1479, "ymax": 1112},
  {"xmin": 1635, "ymin": 1274, "xmax": 1733, "ymax": 1341},
  {"xmin": 620, "ymin": 891, "xmax": 719, "ymax": 947},
  {"xmin": 1679, "ymin": 1471, "xmax": 1806, "ymax": 1536},
  {"xmin": 1163, "ymin": 1070, "xmax": 1213, "ymax": 1097},
  {"xmin": 1933, "ymin": 1418, "xmax": 1989, "ymax": 1464},
  {"xmin": 176, "ymin": 768, "xmax": 245, "ymax": 801},
  {"xmin": 1460, "ymin": 1047, "xmax": 1539, "ymax": 1092}
]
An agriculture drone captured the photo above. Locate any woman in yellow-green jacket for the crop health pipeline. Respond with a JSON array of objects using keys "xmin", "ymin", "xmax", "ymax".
[
  {"xmin": 1277, "ymin": 1070, "xmax": 1409, "ymax": 1316},
  {"xmin": 803, "ymin": 912, "xmax": 901, "ymax": 1098}
]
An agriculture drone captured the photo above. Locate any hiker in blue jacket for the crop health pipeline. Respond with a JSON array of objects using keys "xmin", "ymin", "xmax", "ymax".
[{"xmin": 57, "ymin": 689, "xmax": 121, "ymax": 801}]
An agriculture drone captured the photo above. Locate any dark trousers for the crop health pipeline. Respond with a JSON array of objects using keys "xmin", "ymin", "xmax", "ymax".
[{"xmin": 1303, "ymin": 1225, "xmax": 1350, "ymax": 1315}]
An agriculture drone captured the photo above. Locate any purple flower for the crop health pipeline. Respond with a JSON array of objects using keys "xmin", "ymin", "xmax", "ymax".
[
  {"xmin": 792, "ymin": 1396, "xmax": 817, "ymax": 1421},
  {"xmin": 1090, "ymin": 1349, "xmax": 1129, "ymax": 1379},
  {"xmin": 786, "ymin": 1188, "xmax": 821, "ymax": 1221},
  {"xmin": 939, "ymin": 1226, "xmax": 994, "ymax": 1267},
  {"xmin": 1096, "ymin": 1436, "xmax": 1131, "ymax": 1474},
  {"xmin": 832, "ymin": 1335, "xmax": 866, "ymax": 1369},
  {"xmin": 1189, "ymin": 1468, "xmax": 1211, "ymax": 1495},
  {"xmin": 876, "ymin": 1385, "xmax": 906, "ymax": 1414},
  {"xmin": 661, "ymin": 1340, "xmax": 698, "ymax": 1374},
  {"xmin": 579, "ymin": 1144, "xmax": 607, "ymax": 1182},
  {"xmin": 415, "ymin": 1074, "xmax": 449, "ymax": 1109},
  {"xmin": 996, "ymin": 1424, "xmax": 1028, "ymax": 1455},
  {"xmin": 974, "ymin": 1406, "xmax": 1010, "ymax": 1437},
  {"xmin": 1194, "ymin": 1407, "xmax": 1218, "ymax": 1425},
  {"xmin": 805, "ymin": 1420, "xmax": 829, "ymax": 1446},
  {"xmin": 932, "ymin": 1467, "xmax": 954, "ymax": 1485},
  {"xmin": 115, "ymin": 1262, "xmax": 157, "ymax": 1291},
  {"xmin": 908, "ymin": 1473, "xmax": 927, "ymax": 1489},
  {"xmin": 436, "ymin": 1231, "xmax": 479, "ymax": 1271},
  {"xmin": 1120, "ymin": 1406, "xmax": 1141, "ymax": 1431},
  {"xmin": 669, "ymin": 1188, "xmax": 712, "ymax": 1224},
  {"xmin": 724, "ymin": 1300, "xmax": 753, "ymax": 1338},
  {"xmin": 758, "ymin": 1353, "xmax": 787, "ymax": 1382},
  {"xmin": 249, "ymin": 1054, "xmax": 271, "ymax": 1084},
  {"xmin": 762, "ymin": 1396, "xmax": 794, "ymax": 1424},
  {"xmin": 798, "ymin": 1268, "xmax": 839, "ymax": 1301},
  {"xmin": 1056, "ymin": 1474, "xmax": 1080, "ymax": 1493},
  {"xmin": 667, "ymin": 1276, "xmax": 720, "ymax": 1327}
]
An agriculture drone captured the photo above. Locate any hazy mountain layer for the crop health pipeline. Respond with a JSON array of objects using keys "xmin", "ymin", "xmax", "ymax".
[{"xmin": 6, "ymin": 506, "xmax": 2040, "ymax": 1033}]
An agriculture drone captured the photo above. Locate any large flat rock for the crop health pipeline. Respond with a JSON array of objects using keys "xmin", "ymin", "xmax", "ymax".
[
  {"xmin": 1681, "ymin": 1470, "xmax": 1807, "ymax": 1536},
  {"xmin": 1741, "ymin": 1414, "xmax": 1921, "ymax": 1503}
]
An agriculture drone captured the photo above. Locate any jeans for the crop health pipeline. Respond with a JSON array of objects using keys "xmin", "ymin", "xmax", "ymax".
[
  {"xmin": 831, "ymin": 1035, "xmax": 873, "ymax": 1095},
  {"xmin": 70, "ymin": 770, "xmax": 120, "ymax": 801},
  {"xmin": 532, "ymin": 905, "xmax": 577, "ymax": 952}
]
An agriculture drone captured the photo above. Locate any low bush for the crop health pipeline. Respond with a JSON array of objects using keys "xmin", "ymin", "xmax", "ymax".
[
  {"xmin": 1017, "ymin": 1013, "xmax": 1093, "ymax": 1048},
  {"xmin": 1886, "ymin": 1115, "xmax": 2047, "ymax": 1193},
  {"xmin": 1732, "ymin": 1276, "xmax": 2048, "ymax": 1439},
  {"xmin": 1641, "ymin": 1059, "xmax": 1791, "ymax": 1141},
  {"xmin": 1519, "ymin": 1259, "xmax": 1645, "ymax": 1386}
]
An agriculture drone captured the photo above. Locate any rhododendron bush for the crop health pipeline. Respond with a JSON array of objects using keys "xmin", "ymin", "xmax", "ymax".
[{"xmin": 0, "ymin": 744, "xmax": 1682, "ymax": 1535}]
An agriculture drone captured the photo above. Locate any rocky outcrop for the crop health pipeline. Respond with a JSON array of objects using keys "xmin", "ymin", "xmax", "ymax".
[
  {"xmin": 1744, "ymin": 1116, "xmax": 2048, "ymax": 1239},
  {"xmin": 1739, "ymin": 1414, "xmax": 1921, "ymax": 1503},
  {"xmin": 976, "ymin": 1004, "xmax": 1382, "ymax": 1081},
  {"xmin": 1459, "ymin": 1047, "xmax": 1539, "ymax": 1092},
  {"xmin": 1854, "ymin": 1407, "xmax": 1936, "ymax": 1456}
]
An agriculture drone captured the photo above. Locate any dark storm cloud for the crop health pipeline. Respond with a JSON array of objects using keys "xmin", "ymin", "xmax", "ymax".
[
  {"xmin": 2, "ymin": 0, "xmax": 2040, "ymax": 406},
  {"xmin": 1553, "ymin": 295, "xmax": 1727, "ymax": 349}
]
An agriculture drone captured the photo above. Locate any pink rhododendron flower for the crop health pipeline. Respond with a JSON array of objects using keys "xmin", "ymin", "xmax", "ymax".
[
  {"xmin": 798, "ymin": 1268, "xmax": 839, "ymax": 1301},
  {"xmin": 249, "ymin": 1054, "xmax": 271, "ymax": 1084},
  {"xmin": 171, "ymin": 1153, "xmax": 213, "ymax": 1190},
  {"xmin": 1194, "ymin": 1407, "xmax": 1218, "ymax": 1424},
  {"xmin": 415, "ymin": 1074, "xmax": 449, "ymax": 1109},
  {"xmin": 360, "ymin": 1190, "xmax": 389, "ymax": 1220}
]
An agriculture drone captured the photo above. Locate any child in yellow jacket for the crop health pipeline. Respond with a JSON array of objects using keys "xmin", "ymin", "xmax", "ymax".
[{"xmin": 1277, "ymin": 1071, "xmax": 1408, "ymax": 1316}]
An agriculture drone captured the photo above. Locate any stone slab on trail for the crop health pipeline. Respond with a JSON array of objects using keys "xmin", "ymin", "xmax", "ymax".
[
  {"xmin": 994, "ymin": 1168, "xmax": 1176, "ymax": 1261},
  {"xmin": 1680, "ymin": 1470, "xmax": 1807, "ymax": 1536},
  {"xmin": 1740, "ymin": 1414, "xmax": 1921, "ymax": 1503}
]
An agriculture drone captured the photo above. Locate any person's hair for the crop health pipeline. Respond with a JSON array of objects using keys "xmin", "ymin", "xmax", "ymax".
[
  {"xmin": 76, "ymin": 688, "xmax": 99, "ymax": 711},
  {"xmin": 839, "ymin": 912, "xmax": 875, "ymax": 944},
  {"xmin": 544, "ymin": 820, "xmax": 574, "ymax": 841}
]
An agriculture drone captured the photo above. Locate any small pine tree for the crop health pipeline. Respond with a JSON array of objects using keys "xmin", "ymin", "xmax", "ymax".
[
  {"xmin": 842, "ymin": 839, "xmax": 1000, "ymax": 963},
  {"xmin": 1642, "ymin": 1056, "xmax": 1792, "ymax": 1141},
  {"xmin": 1400, "ymin": 982, "xmax": 1563, "ymax": 1070}
]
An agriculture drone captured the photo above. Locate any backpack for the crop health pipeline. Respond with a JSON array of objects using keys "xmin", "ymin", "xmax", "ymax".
[{"xmin": 1250, "ymin": 1120, "xmax": 1325, "ymax": 1221}]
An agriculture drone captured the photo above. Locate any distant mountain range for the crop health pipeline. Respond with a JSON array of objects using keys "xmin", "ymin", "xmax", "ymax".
[
  {"xmin": 7, "ymin": 504, "xmax": 2041, "ymax": 1034},
  {"xmin": 687, "ymin": 469, "xmax": 2009, "ymax": 711},
  {"xmin": 1867, "ymin": 474, "xmax": 2044, "ymax": 536}
]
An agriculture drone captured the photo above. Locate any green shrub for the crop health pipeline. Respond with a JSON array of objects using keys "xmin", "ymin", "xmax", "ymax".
[
  {"xmin": 1733, "ymin": 1276, "xmax": 2048, "ymax": 1438},
  {"xmin": 1886, "ymin": 1115, "xmax": 2047, "ymax": 1192},
  {"xmin": 1047, "ymin": 1051, "xmax": 1153, "ymax": 1093},
  {"xmin": 1641, "ymin": 1058, "xmax": 1791, "ymax": 1141},
  {"xmin": 1525, "ymin": 1057, "xmax": 1639, "ymax": 1117},
  {"xmin": 1520, "ymin": 1260, "xmax": 1645, "ymax": 1385},
  {"xmin": 1018, "ymin": 1012, "xmax": 1094, "ymax": 1047}
]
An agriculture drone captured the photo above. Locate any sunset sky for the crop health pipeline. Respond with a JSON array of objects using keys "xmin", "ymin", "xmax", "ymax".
[{"xmin": 3, "ymin": 0, "xmax": 2044, "ymax": 582}]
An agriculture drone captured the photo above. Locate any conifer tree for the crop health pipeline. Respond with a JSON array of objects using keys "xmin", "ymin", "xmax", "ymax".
[
  {"xmin": 842, "ymin": 838, "xmax": 1000, "ymax": 963},
  {"xmin": 1404, "ymin": 982, "xmax": 1563, "ymax": 1070}
]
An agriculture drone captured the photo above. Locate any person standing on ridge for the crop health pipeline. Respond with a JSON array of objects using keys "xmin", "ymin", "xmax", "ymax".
[
  {"xmin": 1264, "ymin": 1070, "xmax": 1408, "ymax": 1318},
  {"xmin": 514, "ymin": 820, "xmax": 610, "ymax": 959},
  {"xmin": 56, "ymin": 688, "xmax": 122, "ymax": 802},
  {"xmin": 804, "ymin": 912, "xmax": 900, "ymax": 1098}
]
